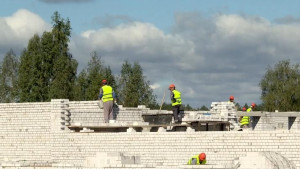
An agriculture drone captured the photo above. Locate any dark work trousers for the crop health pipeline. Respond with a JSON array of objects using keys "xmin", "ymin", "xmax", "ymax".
[
  {"xmin": 103, "ymin": 100, "xmax": 114, "ymax": 123},
  {"xmin": 172, "ymin": 105, "xmax": 181, "ymax": 122}
]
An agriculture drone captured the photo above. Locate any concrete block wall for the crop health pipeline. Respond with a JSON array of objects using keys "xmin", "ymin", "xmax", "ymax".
[
  {"xmin": 49, "ymin": 131, "xmax": 300, "ymax": 168},
  {"xmin": 68, "ymin": 101, "xmax": 145, "ymax": 125},
  {"xmin": 0, "ymin": 102, "xmax": 52, "ymax": 163},
  {"xmin": 1, "ymin": 100, "xmax": 300, "ymax": 169}
]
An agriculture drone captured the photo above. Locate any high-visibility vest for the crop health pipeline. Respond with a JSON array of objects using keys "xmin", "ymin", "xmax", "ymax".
[
  {"xmin": 102, "ymin": 85, "xmax": 113, "ymax": 102},
  {"xmin": 171, "ymin": 90, "xmax": 182, "ymax": 106},
  {"xmin": 187, "ymin": 155, "xmax": 207, "ymax": 165},
  {"xmin": 240, "ymin": 108, "xmax": 252, "ymax": 125}
]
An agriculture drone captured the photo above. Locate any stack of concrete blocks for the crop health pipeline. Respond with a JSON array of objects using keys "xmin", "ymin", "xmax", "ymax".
[
  {"xmin": 51, "ymin": 99, "xmax": 70, "ymax": 131},
  {"xmin": 210, "ymin": 102, "xmax": 239, "ymax": 130},
  {"xmin": 68, "ymin": 101, "xmax": 147, "ymax": 126}
]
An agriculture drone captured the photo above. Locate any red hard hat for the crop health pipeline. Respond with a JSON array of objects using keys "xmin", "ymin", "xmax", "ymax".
[
  {"xmin": 251, "ymin": 103, "xmax": 256, "ymax": 107},
  {"xmin": 199, "ymin": 153, "xmax": 206, "ymax": 160},
  {"xmin": 102, "ymin": 79, "xmax": 107, "ymax": 84},
  {"xmin": 229, "ymin": 96, "xmax": 234, "ymax": 100},
  {"xmin": 242, "ymin": 107, "xmax": 246, "ymax": 111},
  {"xmin": 169, "ymin": 84, "xmax": 175, "ymax": 89}
]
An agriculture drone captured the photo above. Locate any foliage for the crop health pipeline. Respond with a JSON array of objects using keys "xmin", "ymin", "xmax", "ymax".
[
  {"xmin": 118, "ymin": 61, "xmax": 156, "ymax": 107},
  {"xmin": 48, "ymin": 11, "xmax": 77, "ymax": 100},
  {"xmin": 0, "ymin": 49, "xmax": 19, "ymax": 102},
  {"xmin": 74, "ymin": 52, "xmax": 117, "ymax": 101},
  {"xmin": 199, "ymin": 105, "xmax": 209, "ymax": 111},
  {"xmin": 18, "ymin": 12, "xmax": 77, "ymax": 102},
  {"xmin": 260, "ymin": 60, "xmax": 300, "ymax": 111},
  {"xmin": 73, "ymin": 69, "xmax": 88, "ymax": 101}
]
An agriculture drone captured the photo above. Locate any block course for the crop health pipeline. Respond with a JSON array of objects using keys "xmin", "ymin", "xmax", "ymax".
[{"xmin": 1, "ymin": 100, "xmax": 300, "ymax": 169}]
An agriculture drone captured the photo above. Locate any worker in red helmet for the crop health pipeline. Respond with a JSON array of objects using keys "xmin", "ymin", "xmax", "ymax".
[
  {"xmin": 187, "ymin": 153, "xmax": 207, "ymax": 165},
  {"xmin": 169, "ymin": 84, "xmax": 182, "ymax": 123},
  {"xmin": 229, "ymin": 96, "xmax": 234, "ymax": 103},
  {"xmin": 242, "ymin": 107, "xmax": 246, "ymax": 111},
  {"xmin": 99, "ymin": 79, "xmax": 116, "ymax": 123},
  {"xmin": 240, "ymin": 103, "xmax": 256, "ymax": 128}
]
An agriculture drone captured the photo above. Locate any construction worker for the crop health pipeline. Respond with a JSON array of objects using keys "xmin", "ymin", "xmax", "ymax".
[
  {"xmin": 169, "ymin": 84, "xmax": 182, "ymax": 123},
  {"xmin": 239, "ymin": 103, "xmax": 256, "ymax": 128},
  {"xmin": 242, "ymin": 107, "xmax": 246, "ymax": 111},
  {"xmin": 187, "ymin": 153, "xmax": 206, "ymax": 165},
  {"xmin": 229, "ymin": 96, "xmax": 234, "ymax": 103},
  {"xmin": 99, "ymin": 79, "xmax": 116, "ymax": 123}
]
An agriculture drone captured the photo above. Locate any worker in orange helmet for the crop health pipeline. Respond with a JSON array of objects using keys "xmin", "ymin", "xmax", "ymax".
[
  {"xmin": 99, "ymin": 79, "xmax": 116, "ymax": 123},
  {"xmin": 169, "ymin": 84, "xmax": 182, "ymax": 123},
  {"xmin": 187, "ymin": 153, "xmax": 207, "ymax": 165},
  {"xmin": 240, "ymin": 103, "xmax": 256, "ymax": 128},
  {"xmin": 229, "ymin": 96, "xmax": 234, "ymax": 103}
]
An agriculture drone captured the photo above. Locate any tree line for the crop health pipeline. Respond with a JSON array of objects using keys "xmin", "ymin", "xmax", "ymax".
[
  {"xmin": 1, "ymin": 12, "xmax": 300, "ymax": 111},
  {"xmin": 0, "ymin": 12, "xmax": 158, "ymax": 108}
]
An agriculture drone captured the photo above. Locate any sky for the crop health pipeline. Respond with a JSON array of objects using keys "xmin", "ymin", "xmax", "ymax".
[{"xmin": 1, "ymin": 0, "xmax": 300, "ymax": 108}]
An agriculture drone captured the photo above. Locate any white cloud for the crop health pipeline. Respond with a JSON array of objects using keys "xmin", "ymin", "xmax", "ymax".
[
  {"xmin": 2, "ymin": 10, "xmax": 300, "ymax": 108},
  {"xmin": 70, "ymin": 13, "xmax": 300, "ymax": 107},
  {"xmin": 0, "ymin": 9, "xmax": 50, "ymax": 56},
  {"xmin": 150, "ymin": 83, "xmax": 160, "ymax": 90}
]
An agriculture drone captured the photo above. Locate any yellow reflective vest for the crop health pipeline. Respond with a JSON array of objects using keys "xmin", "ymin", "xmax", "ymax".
[
  {"xmin": 101, "ymin": 85, "xmax": 113, "ymax": 102},
  {"xmin": 187, "ymin": 155, "xmax": 206, "ymax": 165},
  {"xmin": 171, "ymin": 90, "xmax": 182, "ymax": 106},
  {"xmin": 240, "ymin": 107, "xmax": 252, "ymax": 125}
]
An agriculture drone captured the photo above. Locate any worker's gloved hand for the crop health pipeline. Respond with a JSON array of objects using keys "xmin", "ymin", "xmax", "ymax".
[{"xmin": 114, "ymin": 100, "xmax": 119, "ymax": 107}]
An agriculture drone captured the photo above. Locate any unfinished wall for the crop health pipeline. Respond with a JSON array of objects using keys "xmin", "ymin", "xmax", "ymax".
[{"xmin": 1, "ymin": 100, "xmax": 300, "ymax": 169}]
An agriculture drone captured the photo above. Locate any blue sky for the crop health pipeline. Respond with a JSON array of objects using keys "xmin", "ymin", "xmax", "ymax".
[
  {"xmin": 2, "ymin": 0, "xmax": 300, "ymax": 33},
  {"xmin": 1, "ymin": 0, "xmax": 300, "ymax": 108}
]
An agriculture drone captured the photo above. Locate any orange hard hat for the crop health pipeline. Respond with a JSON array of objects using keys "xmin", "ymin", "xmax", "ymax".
[
  {"xmin": 251, "ymin": 103, "xmax": 256, "ymax": 107},
  {"xmin": 199, "ymin": 153, "xmax": 206, "ymax": 160},
  {"xmin": 102, "ymin": 79, "xmax": 107, "ymax": 84},
  {"xmin": 169, "ymin": 84, "xmax": 175, "ymax": 89},
  {"xmin": 229, "ymin": 96, "xmax": 234, "ymax": 100},
  {"xmin": 242, "ymin": 107, "xmax": 246, "ymax": 111}
]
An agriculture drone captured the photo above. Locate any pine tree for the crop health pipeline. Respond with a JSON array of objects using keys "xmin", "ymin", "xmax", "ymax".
[
  {"xmin": 18, "ymin": 35, "xmax": 44, "ymax": 102},
  {"xmin": 199, "ymin": 105, "xmax": 209, "ymax": 111},
  {"xmin": 85, "ymin": 52, "xmax": 104, "ymax": 100},
  {"xmin": 73, "ymin": 69, "xmax": 88, "ymax": 101},
  {"xmin": 0, "ymin": 49, "xmax": 19, "ymax": 102},
  {"xmin": 19, "ymin": 12, "xmax": 77, "ymax": 102},
  {"xmin": 118, "ymin": 61, "xmax": 156, "ymax": 107},
  {"xmin": 49, "ymin": 11, "xmax": 77, "ymax": 100}
]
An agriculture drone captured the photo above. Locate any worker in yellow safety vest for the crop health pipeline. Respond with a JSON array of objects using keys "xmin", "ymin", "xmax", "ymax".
[
  {"xmin": 169, "ymin": 84, "xmax": 182, "ymax": 123},
  {"xmin": 187, "ymin": 153, "xmax": 207, "ymax": 165},
  {"xmin": 99, "ymin": 79, "xmax": 116, "ymax": 123},
  {"xmin": 239, "ymin": 103, "xmax": 256, "ymax": 128}
]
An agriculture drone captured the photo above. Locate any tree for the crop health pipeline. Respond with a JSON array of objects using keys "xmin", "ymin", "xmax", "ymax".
[
  {"xmin": 49, "ymin": 11, "xmax": 77, "ymax": 100},
  {"xmin": 118, "ymin": 61, "xmax": 156, "ymax": 107},
  {"xmin": 73, "ymin": 69, "xmax": 88, "ymax": 101},
  {"xmin": 260, "ymin": 60, "xmax": 300, "ymax": 111},
  {"xmin": 18, "ymin": 12, "xmax": 77, "ymax": 102},
  {"xmin": 199, "ymin": 105, "xmax": 209, "ymax": 111},
  {"xmin": 85, "ymin": 52, "xmax": 105, "ymax": 100},
  {"xmin": 0, "ymin": 49, "xmax": 19, "ymax": 102},
  {"xmin": 183, "ymin": 104, "xmax": 193, "ymax": 111},
  {"xmin": 18, "ymin": 35, "xmax": 43, "ymax": 102},
  {"xmin": 235, "ymin": 103, "xmax": 242, "ymax": 111}
]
